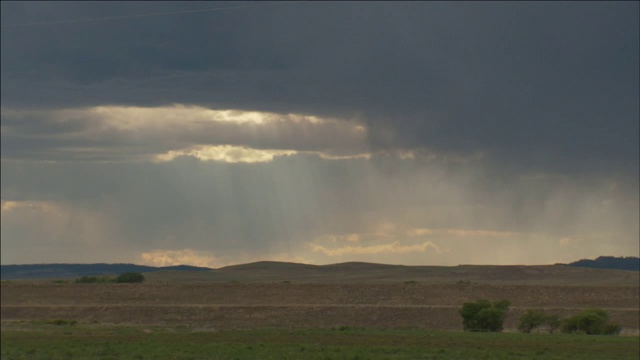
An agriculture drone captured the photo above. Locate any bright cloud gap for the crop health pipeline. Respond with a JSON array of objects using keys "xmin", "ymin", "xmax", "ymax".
[{"xmin": 3, "ymin": 104, "xmax": 486, "ymax": 163}]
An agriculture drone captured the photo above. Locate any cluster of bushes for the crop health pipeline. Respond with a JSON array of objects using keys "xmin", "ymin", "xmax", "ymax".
[
  {"xmin": 75, "ymin": 272, "xmax": 145, "ymax": 284},
  {"xmin": 114, "ymin": 272, "xmax": 145, "ymax": 283},
  {"xmin": 519, "ymin": 308, "xmax": 621, "ymax": 335},
  {"xmin": 460, "ymin": 299, "xmax": 622, "ymax": 335}
]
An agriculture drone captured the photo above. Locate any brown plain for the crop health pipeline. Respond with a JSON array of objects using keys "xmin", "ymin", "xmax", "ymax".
[{"xmin": 2, "ymin": 262, "xmax": 639, "ymax": 332}]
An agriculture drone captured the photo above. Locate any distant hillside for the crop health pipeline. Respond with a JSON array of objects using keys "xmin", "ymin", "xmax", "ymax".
[
  {"xmin": 4, "ymin": 257, "xmax": 639, "ymax": 282},
  {"xmin": 0, "ymin": 263, "xmax": 212, "ymax": 280},
  {"xmin": 146, "ymin": 261, "xmax": 639, "ymax": 286},
  {"xmin": 567, "ymin": 256, "xmax": 639, "ymax": 271}
]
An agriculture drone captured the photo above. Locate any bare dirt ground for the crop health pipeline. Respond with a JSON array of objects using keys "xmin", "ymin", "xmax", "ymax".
[{"xmin": 2, "ymin": 280, "xmax": 638, "ymax": 332}]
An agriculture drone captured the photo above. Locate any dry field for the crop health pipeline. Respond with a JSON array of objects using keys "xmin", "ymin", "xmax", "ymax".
[{"xmin": 2, "ymin": 263, "xmax": 639, "ymax": 333}]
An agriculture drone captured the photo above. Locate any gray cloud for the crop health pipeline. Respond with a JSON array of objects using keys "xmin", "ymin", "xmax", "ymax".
[{"xmin": 2, "ymin": 2, "xmax": 638, "ymax": 174}]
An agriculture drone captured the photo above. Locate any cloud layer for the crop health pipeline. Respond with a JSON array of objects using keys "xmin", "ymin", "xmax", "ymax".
[
  {"xmin": 1, "ymin": 2, "xmax": 638, "ymax": 266},
  {"xmin": 2, "ymin": 152, "xmax": 637, "ymax": 266},
  {"xmin": 1, "ymin": 105, "xmax": 369, "ymax": 162}
]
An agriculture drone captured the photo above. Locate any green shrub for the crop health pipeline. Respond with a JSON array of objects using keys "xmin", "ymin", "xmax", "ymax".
[
  {"xmin": 518, "ymin": 310, "xmax": 562, "ymax": 333},
  {"xmin": 518, "ymin": 310, "xmax": 546, "ymax": 333},
  {"xmin": 603, "ymin": 323, "xmax": 622, "ymax": 335},
  {"xmin": 561, "ymin": 308, "xmax": 621, "ymax": 335},
  {"xmin": 459, "ymin": 299, "xmax": 510, "ymax": 332},
  {"xmin": 545, "ymin": 314, "xmax": 561, "ymax": 334},
  {"xmin": 115, "ymin": 272, "xmax": 145, "ymax": 283}
]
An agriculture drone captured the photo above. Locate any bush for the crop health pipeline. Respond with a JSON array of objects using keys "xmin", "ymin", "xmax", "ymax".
[
  {"xmin": 518, "ymin": 310, "xmax": 546, "ymax": 333},
  {"xmin": 603, "ymin": 323, "xmax": 622, "ymax": 335},
  {"xmin": 459, "ymin": 299, "xmax": 511, "ymax": 332},
  {"xmin": 518, "ymin": 310, "xmax": 561, "ymax": 333},
  {"xmin": 545, "ymin": 314, "xmax": 561, "ymax": 334},
  {"xmin": 115, "ymin": 272, "xmax": 145, "ymax": 283},
  {"xmin": 561, "ymin": 308, "xmax": 621, "ymax": 335},
  {"xmin": 48, "ymin": 319, "xmax": 77, "ymax": 326}
]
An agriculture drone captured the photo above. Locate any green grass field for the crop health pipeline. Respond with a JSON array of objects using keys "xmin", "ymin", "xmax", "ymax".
[{"xmin": 2, "ymin": 322, "xmax": 638, "ymax": 360}]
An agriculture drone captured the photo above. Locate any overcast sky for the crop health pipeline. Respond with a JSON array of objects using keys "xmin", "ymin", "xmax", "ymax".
[{"xmin": 1, "ymin": 1, "xmax": 638, "ymax": 267}]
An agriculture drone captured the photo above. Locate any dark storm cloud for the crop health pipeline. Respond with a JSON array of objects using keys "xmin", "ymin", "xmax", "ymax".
[{"xmin": 2, "ymin": 2, "xmax": 638, "ymax": 176}]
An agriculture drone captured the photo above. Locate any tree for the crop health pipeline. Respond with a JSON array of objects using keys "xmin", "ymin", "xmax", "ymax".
[
  {"xmin": 476, "ymin": 307, "xmax": 507, "ymax": 332},
  {"xmin": 115, "ymin": 272, "xmax": 145, "ymax": 283},
  {"xmin": 518, "ymin": 310, "xmax": 546, "ymax": 333},
  {"xmin": 459, "ymin": 299, "xmax": 491, "ymax": 331},
  {"xmin": 545, "ymin": 314, "xmax": 561, "ymax": 334},
  {"xmin": 518, "ymin": 310, "xmax": 561, "ymax": 333},
  {"xmin": 459, "ymin": 299, "xmax": 511, "ymax": 332}
]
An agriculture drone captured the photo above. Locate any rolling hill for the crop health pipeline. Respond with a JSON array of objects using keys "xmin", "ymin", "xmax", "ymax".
[
  {"xmin": 3, "ymin": 256, "xmax": 639, "ymax": 284},
  {"xmin": 0, "ymin": 263, "xmax": 211, "ymax": 280},
  {"xmin": 142, "ymin": 261, "xmax": 639, "ymax": 286},
  {"xmin": 566, "ymin": 256, "xmax": 639, "ymax": 271}
]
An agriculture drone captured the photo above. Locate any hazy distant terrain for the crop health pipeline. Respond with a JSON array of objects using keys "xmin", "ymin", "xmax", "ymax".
[
  {"xmin": 140, "ymin": 261, "xmax": 640, "ymax": 286},
  {"xmin": 2, "ymin": 256, "xmax": 638, "ymax": 281},
  {"xmin": 566, "ymin": 256, "xmax": 640, "ymax": 271},
  {"xmin": 0, "ymin": 263, "xmax": 211, "ymax": 281}
]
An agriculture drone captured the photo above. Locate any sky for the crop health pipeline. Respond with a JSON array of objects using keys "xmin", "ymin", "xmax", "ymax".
[{"xmin": 1, "ymin": 1, "xmax": 638, "ymax": 267}]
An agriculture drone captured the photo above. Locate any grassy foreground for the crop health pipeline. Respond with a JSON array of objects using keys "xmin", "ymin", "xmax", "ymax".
[{"xmin": 1, "ymin": 322, "xmax": 638, "ymax": 360}]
